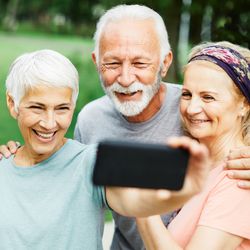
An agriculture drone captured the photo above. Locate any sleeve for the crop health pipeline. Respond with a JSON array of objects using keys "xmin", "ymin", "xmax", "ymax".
[{"xmin": 198, "ymin": 174, "xmax": 250, "ymax": 240}]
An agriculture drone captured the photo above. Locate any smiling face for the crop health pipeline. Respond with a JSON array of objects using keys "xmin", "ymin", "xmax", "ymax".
[
  {"xmin": 93, "ymin": 19, "xmax": 172, "ymax": 120},
  {"xmin": 180, "ymin": 61, "xmax": 246, "ymax": 144},
  {"xmin": 7, "ymin": 85, "xmax": 74, "ymax": 163}
]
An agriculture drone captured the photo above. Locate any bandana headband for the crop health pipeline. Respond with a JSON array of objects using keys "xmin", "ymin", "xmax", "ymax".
[{"xmin": 188, "ymin": 45, "xmax": 250, "ymax": 103}]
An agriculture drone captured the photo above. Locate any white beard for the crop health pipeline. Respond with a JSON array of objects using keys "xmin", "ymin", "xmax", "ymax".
[{"xmin": 101, "ymin": 73, "xmax": 161, "ymax": 117}]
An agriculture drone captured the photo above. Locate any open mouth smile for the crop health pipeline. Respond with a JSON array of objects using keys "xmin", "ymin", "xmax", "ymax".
[
  {"xmin": 115, "ymin": 90, "xmax": 142, "ymax": 100},
  {"xmin": 189, "ymin": 118, "xmax": 210, "ymax": 124},
  {"xmin": 33, "ymin": 129, "xmax": 57, "ymax": 140}
]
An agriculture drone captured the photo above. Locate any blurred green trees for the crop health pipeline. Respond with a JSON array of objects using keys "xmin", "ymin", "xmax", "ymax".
[
  {"xmin": 0, "ymin": 0, "xmax": 249, "ymax": 143},
  {"xmin": 0, "ymin": 0, "xmax": 249, "ymax": 82}
]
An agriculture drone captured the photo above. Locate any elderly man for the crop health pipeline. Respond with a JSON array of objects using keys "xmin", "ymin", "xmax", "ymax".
[
  {"xmin": 75, "ymin": 5, "xmax": 181, "ymax": 249},
  {"xmin": 2, "ymin": 4, "xmax": 250, "ymax": 250},
  {"xmin": 74, "ymin": 4, "xmax": 250, "ymax": 250}
]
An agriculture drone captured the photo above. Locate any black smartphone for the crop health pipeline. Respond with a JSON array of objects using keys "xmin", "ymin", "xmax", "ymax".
[{"xmin": 93, "ymin": 140, "xmax": 189, "ymax": 190}]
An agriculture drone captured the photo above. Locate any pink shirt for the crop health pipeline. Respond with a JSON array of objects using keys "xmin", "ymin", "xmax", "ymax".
[{"xmin": 168, "ymin": 165, "xmax": 250, "ymax": 249}]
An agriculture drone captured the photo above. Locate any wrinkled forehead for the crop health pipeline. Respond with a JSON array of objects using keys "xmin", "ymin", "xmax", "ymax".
[{"xmin": 99, "ymin": 19, "xmax": 160, "ymax": 59}]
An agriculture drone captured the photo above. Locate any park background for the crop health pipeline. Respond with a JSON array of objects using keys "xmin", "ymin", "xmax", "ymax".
[
  {"xmin": 0, "ymin": 0, "xmax": 249, "ymax": 144},
  {"xmin": 0, "ymin": 0, "xmax": 249, "ymax": 248}
]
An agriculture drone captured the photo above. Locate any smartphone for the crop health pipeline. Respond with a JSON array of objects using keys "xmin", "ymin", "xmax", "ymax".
[{"xmin": 93, "ymin": 140, "xmax": 189, "ymax": 190}]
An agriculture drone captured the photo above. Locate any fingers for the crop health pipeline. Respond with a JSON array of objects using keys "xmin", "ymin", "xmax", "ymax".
[
  {"xmin": 227, "ymin": 146, "xmax": 250, "ymax": 160},
  {"xmin": 167, "ymin": 136, "xmax": 209, "ymax": 160},
  {"xmin": 237, "ymin": 181, "xmax": 250, "ymax": 189},
  {"xmin": 155, "ymin": 189, "xmax": 171, "ymax": 200},
  {"xmin": 226, "ymin": 158, "xmax": 250, "ymax": 170},
  {"xmin": 7, "ymin": 141, "xmax": 20, "ymax": 153},
  {"xmin": 0, "ymin": 145, "xmax": 11, "ymax": 158},
  {"xmin": 0, "ymin": 141, "xmax": 19, "ymax": 159},
  {"xmin": 225, "ymin": 146, "xmax": 250, "ymax": 170},
  {"xmin": 227, "ymin": 170, "xmax": 250, "ymax": 189}
]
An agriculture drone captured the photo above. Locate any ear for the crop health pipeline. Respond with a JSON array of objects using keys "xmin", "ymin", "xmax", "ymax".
[
  {"xmin": 92, "ymin": 52, "xmax": 98, "ymax": 67},
  {"xmin": 6, "ymin": 92, "xmax": 18, "ymax": 119},
  {"xmin": 238, "ymin": 99, "xmax": 249, "ymax": 118},
  {"xmin": 161, "ymin": 51, "xmax": 173, "ymax": 78}
]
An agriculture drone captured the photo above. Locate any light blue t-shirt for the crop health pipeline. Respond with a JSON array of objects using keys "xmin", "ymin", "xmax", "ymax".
[{"xmin": 0, "ymin": 139, "xmax": 106, "ymax": 250}]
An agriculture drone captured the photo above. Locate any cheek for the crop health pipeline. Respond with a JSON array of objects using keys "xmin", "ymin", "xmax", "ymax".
[
  {"xmin": 100, "ymin": 70, "xmax": 118, "ymax": 87},
  {"xmin": 180, "ymin": 101, "xmax": 188, "ymax": 116},
  {"xmin": 17, "ymin": 113, "xmax": 40, "ymax": 129},
  {"xmin": 58, "ymin": 114, "xmax": 73, "ymax": 130}
]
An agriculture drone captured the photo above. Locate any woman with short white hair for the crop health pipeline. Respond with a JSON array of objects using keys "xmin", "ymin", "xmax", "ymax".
[{"xmin": 0, "ymin": 49, "xmax": 210, "ymax": 250}]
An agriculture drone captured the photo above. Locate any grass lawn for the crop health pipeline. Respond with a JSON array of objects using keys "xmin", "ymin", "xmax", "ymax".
[{"xmin": 0, "ymin": 31, "xmax": 104, "ymax": 144}]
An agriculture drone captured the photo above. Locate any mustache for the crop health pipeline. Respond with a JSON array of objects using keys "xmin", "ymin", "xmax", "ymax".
[{"xmin": 106, "ymin": 81, "xmax": 147, "ymax": 94}]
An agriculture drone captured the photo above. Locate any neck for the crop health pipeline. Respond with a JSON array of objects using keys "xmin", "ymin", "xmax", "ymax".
[
  {"xmin": 199, "ymin": 130, "xmax": 244, "ymax": 167},
  {"xmin": 126, "ymin": 83, "xmax": 166, "ymax": 123},
  {"xmin": 14, "ymin": 138, "xmax": 67, "ymax": 167}
]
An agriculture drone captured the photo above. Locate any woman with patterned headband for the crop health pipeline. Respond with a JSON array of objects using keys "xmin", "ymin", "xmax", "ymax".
[{"xmin": 137, "ymin": 41, "xmax": 250, "ymax": 249}]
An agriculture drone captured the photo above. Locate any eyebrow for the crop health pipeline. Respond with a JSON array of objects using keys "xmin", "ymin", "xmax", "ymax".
[
  {"xmin": 27, "ymin": 102, "xmax": 71, "ymax": 107},
  {"xmin": 103, "ymin": 54, "xmax": 152, "ymax": 61},
  {"xmin": 182, "ymin": 88, "xmax": 219, "ymax": 95}
]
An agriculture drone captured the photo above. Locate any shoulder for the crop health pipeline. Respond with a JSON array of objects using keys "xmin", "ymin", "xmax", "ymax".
[
  {"xmin": 199, "ymin": 170, "xmax": 250, "ymax": 238},
  {"xmin": 60, "ymin": 139, "xmax": 97, "ymax": 162},
  {"xmin": 203, "ymin": 169, "xmax": 250, "ymax": 210},
  {"xmin": 161, "ymin": 82, "xmax": 182, "ymax": 111},
  {"xmin": 66, "ymin": 139, "xmax": 97, "ymax": 155},
  {"xmin": 75, "ymin": 95, "xmax": 115, "ymax": 128},
  {"xmin": 0, "ymin": 156, "xmax": 12, "ymax": 167},
  {"xmin": 77, "ymin": 95, "xmax": 113, "ymax": 118},
  {"xmin": 164, "ymin": 82, "xmax": 182, "ymax": 94}
]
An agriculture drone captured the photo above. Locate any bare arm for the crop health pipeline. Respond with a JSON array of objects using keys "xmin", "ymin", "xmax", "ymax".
[
  {"xmin": 106, "ymin": 136, "xmax": 210, "ymax": 217},
  {"xmin": 137, "ymin": 216, "xmax": 181, "ymax": 250},
  {"xmin": 136, "ymin": 216, "xmax": 243, "ymax": 250},
  {"xmin": 225, "ymin": 146, "xmax": 250, "ymax": 188}
]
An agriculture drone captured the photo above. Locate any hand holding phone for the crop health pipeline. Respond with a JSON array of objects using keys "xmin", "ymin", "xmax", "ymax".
[{"xmin": 93, "ymin": 140, "xmax": 189, "ymax": 190}]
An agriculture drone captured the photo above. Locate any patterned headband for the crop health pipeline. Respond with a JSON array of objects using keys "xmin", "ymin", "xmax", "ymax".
[{"xmin": 188, "ymin": 45, "xmax": 250, "ymax": 103}]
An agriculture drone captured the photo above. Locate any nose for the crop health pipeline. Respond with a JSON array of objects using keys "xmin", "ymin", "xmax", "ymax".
[
  {"xmin": 186, "ymin": 97, "xmax": 203, "ymax": 115},
  {"xmin": 117, "ymin": 63, "xmax": 136, "ymax": 87},
  {"xmin": 39, "ymin": 111, "xmax": 57, "ymax": 130}
]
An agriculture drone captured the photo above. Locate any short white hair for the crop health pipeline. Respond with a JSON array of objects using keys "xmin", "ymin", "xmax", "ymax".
[
  {"xmin": 6, "ymin": 49, "xmax": 79, "ymax": 110},
  {"xmin": 93, "ymin": 4, "xmax": 171, "ymax": 65}
]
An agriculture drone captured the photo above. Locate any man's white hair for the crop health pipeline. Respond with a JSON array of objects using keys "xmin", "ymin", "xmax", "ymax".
[
  {"xmin": 93, "ymin": 4, "xmax": 171, "ymax": 65},
  {"xmin": 6, "ymin": 49, "xmax": 79, "ymax": 111}
]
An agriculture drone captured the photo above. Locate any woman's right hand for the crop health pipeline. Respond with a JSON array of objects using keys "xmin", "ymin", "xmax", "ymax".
[{"xmin": 0, "ymin": 141, "xmax": 19, "ymax": 159}]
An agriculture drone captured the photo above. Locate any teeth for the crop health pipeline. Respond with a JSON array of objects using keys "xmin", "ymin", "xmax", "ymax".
[
  {"xmin": 190, "ymin": 119, "xmax": 209, "ymax": 123},
  {"xmin": 36, "ymin": 131, "xmax": 54, "ymax": 138},
  {"xmin": 118, "ymin": 91, "xmax": 137, "ymax": 95}
]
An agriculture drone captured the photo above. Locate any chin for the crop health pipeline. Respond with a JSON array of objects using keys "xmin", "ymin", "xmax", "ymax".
[{"xmin": 31, "ymin": 144, "xmax": 57, "ymax": 156}]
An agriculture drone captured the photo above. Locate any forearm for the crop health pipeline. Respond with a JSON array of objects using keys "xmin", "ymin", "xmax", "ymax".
[
  {"xmin": 106, "ymin": 187, "xmax": 192, "ymax": 217},
  {"xmin": 136, "ymin": 216, "xmax": 182, "ymax": 250},
  {"xmin": 106, "ymin": 136, "xmax": 209, "ymax": 217}
]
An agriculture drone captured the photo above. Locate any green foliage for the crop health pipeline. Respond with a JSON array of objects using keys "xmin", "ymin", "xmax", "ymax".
[{"xmin": 211, "ymin": 0, "xmax": 250, "ymax": 48}]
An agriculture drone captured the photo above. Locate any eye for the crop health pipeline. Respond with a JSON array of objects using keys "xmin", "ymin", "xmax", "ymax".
[
  {"xmin": 181, "ymin": 91, "xmax": 191, "ymax": 99},
  {"xmin": 202, "ymin": 95, "xmax": 215, "ymax": 102},
  {"xmin": 103, "ymin": 62, "xmax": 120, "ymax": 69},
  {"xmin": 29, "ymin": 105, "xmax": 42, "ymax": 110},
  {"xmin": 58, "ymin": 107, "xmax": 70, "ymax": 110},
  {"xmin": 133, "ymin": 62, "xmax": 148, "ymax": 68},
  {"xmin": 56, "ymin": 106, "xmax": 71, "ymax": 113}
]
